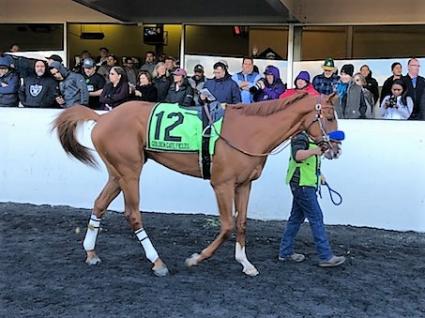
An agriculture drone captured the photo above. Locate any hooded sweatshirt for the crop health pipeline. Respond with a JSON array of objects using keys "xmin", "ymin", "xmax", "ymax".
[
  {"xmin": 0, "ymin": 56, "xmax": 19, "ymax": 107},
  {"xmin": 19, "ymin": 60, "xmax": 57, "ymax": 108},
  {"xmin": 50, "ymin": 61, "xmax": 89, "ymax": 107},
  {"xmin": 252, "ymin": 65, "xmax": 286, "ymax": 101}
]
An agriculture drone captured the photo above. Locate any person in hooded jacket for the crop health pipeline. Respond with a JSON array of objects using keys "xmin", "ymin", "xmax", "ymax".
[
  {"xmin": 19, "ymin": 60, "xmax": 57, "ymax": 108},
  {"xmin": 50, "ymin": 61, "xmax": 89, "ymax": 107},
  {"xmin": 250, "ymin": 65, "xmax": 286, "ymax": 102},
  {"xmin": 0, "ymin": 56, "xmax": 19, "ymax": 107},
  {"xmin": 279, "ymin": 71, "xmax": 319, "ymax": 99},
  {"xmin": 201, "ymin": 62, "xmax": 241, "ymax": 104}
]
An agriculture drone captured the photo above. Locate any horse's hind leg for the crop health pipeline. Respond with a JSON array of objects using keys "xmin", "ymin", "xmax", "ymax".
[
  {"xmin": 84, "ymin": 175, "xmax": 121, "ymax": 265},
  {"xmin": 234, "ymin": 182, "xmax": 259, "ymax": 276},
  {"xmin": 114, "ymin": 158, "xmax": 169, "ymax": 277}
]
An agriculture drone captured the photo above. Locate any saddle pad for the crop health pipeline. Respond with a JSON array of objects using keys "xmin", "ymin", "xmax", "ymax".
[{"xmin": 146, "ymin": 103, "xmax": 222, "ymax": 154}]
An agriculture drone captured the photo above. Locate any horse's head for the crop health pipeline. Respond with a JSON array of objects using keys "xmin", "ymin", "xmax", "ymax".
[{"xmin": 302, "ymin": 93, "xmax": 342, "ymax": 159}]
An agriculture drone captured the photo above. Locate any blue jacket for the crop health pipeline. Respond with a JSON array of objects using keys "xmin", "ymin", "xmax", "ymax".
[
  {"xmin": 203, "ymin": 75, "xmax": 241, "ymax": 104},
  {"xmin": 232, "ymin": 71, "xmax": 261, "ymax": 104},
  {"xmin": 50, "ymin": 61, "xmax": 89, "ymax": 107},
  {"xmin": 0, "ymin": 57, "xmax": 19, "ymax": 107}
]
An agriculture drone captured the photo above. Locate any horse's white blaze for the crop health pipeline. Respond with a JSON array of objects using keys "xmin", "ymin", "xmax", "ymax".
[
  {"xmin": 135, "ymin": 229, "xmax": 159, "ymax": 263},
  {"xmin": 235, "ymin": 242, "xmax": 259, "ymax": 276},
  {"xmin": 83, "ymin": 214, "xmax": 100, "ymax": 251}
]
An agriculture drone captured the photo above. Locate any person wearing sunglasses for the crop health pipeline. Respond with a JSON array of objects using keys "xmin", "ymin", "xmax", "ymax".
[{"xmin": 380, "ymin": 79, "xmax": 413, "ymax": 120}]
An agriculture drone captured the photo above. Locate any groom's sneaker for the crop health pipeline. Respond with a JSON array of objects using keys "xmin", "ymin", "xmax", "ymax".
[
  {"xmin": 278, "ymin": 253, "xmax": 306, "ymax": 263},
  {"xmin": 319, "ymin": 255, "xmax": 346, "ymax": 268}
]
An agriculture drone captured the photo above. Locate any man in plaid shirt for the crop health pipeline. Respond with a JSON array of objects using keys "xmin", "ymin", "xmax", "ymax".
[{"xmin": 313, "ymin": 58, "xmax": 340, "ymax": 95}]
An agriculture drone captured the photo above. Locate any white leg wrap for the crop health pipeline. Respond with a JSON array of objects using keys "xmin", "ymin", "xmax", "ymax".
[
  {"xmin": 135, "ymin": 228, "xmax": 159, "ymax": 263},
  {"xmin": 83, "ymin": 214, "xmax": 101, "ymax": 251}
]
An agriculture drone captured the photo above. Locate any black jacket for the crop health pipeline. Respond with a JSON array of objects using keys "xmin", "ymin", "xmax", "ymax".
[
  {"xmin": 19, "ymin": 73, "xmax": 57, "ymax": 108},
  {"xmin": 134, "ymin": 84, "xmax": 158, "ymax": 102},
  {"xmin": 153, "ymin": 76, "xmax": 171, "ymax": 102},
  {"xmin": 402, "ymin": 74, "xmax": 425, "ymax": 120},
  {"xmin": 164, "ymin": 79, "xmax": 194, "ymax": 106},
  {"xmin": 100, "ymin": 81, "xmax": 129, "ymax": 108},
  {"xmin": 364, "ymin": 72, "xmax": 379, "ymax": 104}
]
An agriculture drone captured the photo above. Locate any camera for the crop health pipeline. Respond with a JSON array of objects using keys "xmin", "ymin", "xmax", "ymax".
[
  {"xmin": 388, "ymin": 96, "xmax": 397, "ymax": 108},
  {"xmin": 250, "ymin": 79, "xmax": 265, "ymax": 94}
]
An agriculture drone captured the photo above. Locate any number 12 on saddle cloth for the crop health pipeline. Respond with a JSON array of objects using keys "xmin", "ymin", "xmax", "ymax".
[{"xmin": 146, "ymin": 103, "xmax": 223, "ymax": 155}]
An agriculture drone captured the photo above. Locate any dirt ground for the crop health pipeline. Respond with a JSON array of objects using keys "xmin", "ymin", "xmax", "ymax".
[{"xmin": 1, "ymin": 202, "xmax": 424, "ymax": 318}]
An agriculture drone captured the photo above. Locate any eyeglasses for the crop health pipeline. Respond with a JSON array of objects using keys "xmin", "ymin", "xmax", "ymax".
[{"xmin": 392, "ymin": 88, "xmax": 402, "ymax": 91}]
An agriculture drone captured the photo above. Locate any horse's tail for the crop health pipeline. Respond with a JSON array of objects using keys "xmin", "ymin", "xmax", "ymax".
[{"xmin": 52, "ymin": 105, "xmax": 100, "ymax": 167}]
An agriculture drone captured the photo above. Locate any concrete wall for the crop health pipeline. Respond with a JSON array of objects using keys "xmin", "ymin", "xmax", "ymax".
[{"xmin": 1, "ymin": 108, "xmax": 424, "ymax": 232}]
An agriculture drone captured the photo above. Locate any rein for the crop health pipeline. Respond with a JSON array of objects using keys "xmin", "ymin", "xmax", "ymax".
[
  {"xmin": 202, "ymin": 98, "xmax": 334, "ymax": 158},
  {"xmin": 202, "ymin": 104, "xmax": 292, "ymax": 157}
]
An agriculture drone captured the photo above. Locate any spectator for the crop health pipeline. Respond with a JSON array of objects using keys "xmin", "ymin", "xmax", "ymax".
[
  {"xmin": 251, "ymin": 65, "xmax": 286, "ymax": 101},
  {"xmin": 82, "ymin": 58, "xmax": 106, "ymax": 110},
  {"xmin": 279, "ymin": 71, "xmax": 318, "ymax": 99},
  {"xmin": 380, "ymin": 79, "xmax": 413, "ymax": 120},
  {"xmin": 201, "ymin": 62, "xmax": 241, "ymax": 104},
  {"xmin": 188, "ymin": 64, "xmax": 206, "ymax": 105},
  {"xmin": 402, "ymin": 58, "xmax": 425, "ymax": 120},
  {"xmin": 134, "ymin": 70, "xmax": 158, "ymax": 102},
  {"xmin": 232, "ymin": 57, "xmax": 261, "ymax": 104},
  {"xmin": 164, "ymin": 56, "xmax": 177, "ymax": 73},
  {"xmin": 312, "ymin": 58, "xmax": 340, "ymax": 95},
  {"xmin": 153, "ymin": 62, "xmax": 171, "ymax": 102},
  {"xmin": 123, "ymin": 57, "xmax": 137, "ymax": 87},
  {"xmin": 140, "ymin": 51, "xmax": 156, "ymax": 74},
  {"xmin": 335, "ymin": 65, "xmax": 373, "ymax": 119},
  {"xmin": 49, "ymin": 61, "xmax": 89, "ymax": 107},
  {"xmin": 380, "ymin": 62, "xmax": 403, "ymax": 105},
  {"xmin": 96, "ymin": 47, "xmax": 109, "ymax": 66},
  {"xmin": 360, "ymin": 64, "xmax": 379, "ymax": 105},
  {"xmin": 19, "ymin": 60, "xmax": 57, "ymax": 108},
  {"xmin": 46, "ymin": 54, "xmax": 63, "ymax": 66},
  {"xmin": 164, "ymin": 68, "xmax": 194, "ymax": 106},
  {"xmin": 9, "ymin": 43, "xmax": 20, "ymax": 53},
  {"xmin": 0, "ymin": 56, "xmax": 19, "ymax": 107},
  {"xmin": 99, "ymin": 66, "xmax": 129, "ymax": 109},
  {"xmin": 72, "ymin": 50, "xmax": 91, "ymax": 74},
  {"xmin": 97, "ymin": 54, "xmax": 118, "ymax": 81}
]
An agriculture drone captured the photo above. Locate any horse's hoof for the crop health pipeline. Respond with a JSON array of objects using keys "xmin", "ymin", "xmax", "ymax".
[
  {"xmin": 243, "ymin": 267, "xmax": 259, "ymax": 277},
  {"xmin": 153, "ymin": 264, "xmax": 169, "ymax": 277},
  {"xmin": 185, "ymin": 253, "xmax": 200, "ymax": 267},
  {"xmin": 85, "ymin": 255, "xmax": 101, "ymax": 265}
]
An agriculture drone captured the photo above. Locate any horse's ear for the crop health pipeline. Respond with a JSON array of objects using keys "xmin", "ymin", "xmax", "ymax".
[{"xmin": 326, "ymin": 92, "xmax": 338, "ymax": 105}]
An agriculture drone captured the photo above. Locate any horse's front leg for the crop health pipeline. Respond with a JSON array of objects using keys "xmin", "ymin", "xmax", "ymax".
[
  {"xmin": 84, "ymin": 176, "xmax": 121, "ymax": 265},
  {"xmin": 185, "ymin": 182, "xmax": 234, "ymax": 267},
  {"xmin": 234, "ymin": 182, "xmax": 259, "ymax": 276}
]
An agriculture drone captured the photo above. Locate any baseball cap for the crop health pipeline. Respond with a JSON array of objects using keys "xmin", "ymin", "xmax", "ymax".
[
  {"xmin": 172, "ymin": 68, "xmax": 187, "ymax": 76},
  {"xmin": 82, "ymin": 58, "xmax": 95, "ymax": 68},
  {"xmin": 46, "ymin": 54, "xmax": 63, "ymax": 63},
  {"xmin": 194, "ymin": 64, "xmax": 204, "ymax": 73}
]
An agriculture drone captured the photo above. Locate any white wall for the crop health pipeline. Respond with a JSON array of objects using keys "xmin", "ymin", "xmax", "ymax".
[{"xmin": 1, "ymin": 108, "xmax": 424, "ymax": 232}]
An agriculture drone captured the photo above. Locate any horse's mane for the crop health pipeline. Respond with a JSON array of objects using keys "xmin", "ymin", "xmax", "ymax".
[{"xmin": 230, "ymin": 92, "xmax": 309, "ymax": 117}]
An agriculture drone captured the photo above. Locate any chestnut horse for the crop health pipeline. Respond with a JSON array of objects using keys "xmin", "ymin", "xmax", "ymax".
[{"xmin": 52, "ymin": 93, "xmax": 338, "ymax": 277}]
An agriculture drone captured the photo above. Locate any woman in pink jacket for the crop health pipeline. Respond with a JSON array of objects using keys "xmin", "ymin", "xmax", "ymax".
[{"xmin": 280, "ymin": 71, "xmax": 319, "ymax": 99}]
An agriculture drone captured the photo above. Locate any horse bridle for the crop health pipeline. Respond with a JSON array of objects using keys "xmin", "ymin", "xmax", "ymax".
[{"xmin": 304, "ymin": 97, "xmax": 337, "ymax": 151}]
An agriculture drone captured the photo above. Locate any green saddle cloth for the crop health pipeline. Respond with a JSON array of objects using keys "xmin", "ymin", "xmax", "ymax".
[{"xmin": 146, "ymin": 103, "xmax": 223, "ymax": 155}]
